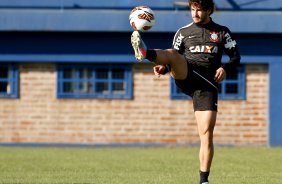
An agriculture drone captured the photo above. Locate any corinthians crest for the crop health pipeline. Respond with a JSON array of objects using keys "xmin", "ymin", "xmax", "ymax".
[{"xmin": 209, "ymin": 32, "xmax": 219, "ymax": 42}]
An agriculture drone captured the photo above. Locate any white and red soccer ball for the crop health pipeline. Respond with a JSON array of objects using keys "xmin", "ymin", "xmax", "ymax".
[{"xmin": 129, "ymin": 6, "xmax": 156, "ymax": 32}]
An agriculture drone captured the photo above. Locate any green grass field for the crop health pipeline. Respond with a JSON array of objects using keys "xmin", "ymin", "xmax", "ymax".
[{"xmin": 0, "ymin": 147, "xmax": 281, "ymax": 184}]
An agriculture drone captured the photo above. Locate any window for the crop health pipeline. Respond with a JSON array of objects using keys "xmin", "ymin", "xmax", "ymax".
[
  {"xmin": 0, "ymin": 63, "xmax": 19, "ymax": 98},
  {"xmin": 218, "ymin": 66, "xmax": 246, "ymax": 100},
  {"xmin": 171, "ymin": 65, "xmax": 246, "ymax": 100},
  {"xmin": 57, "ymin": 64, "xmax": 132, "ymax": 99}
]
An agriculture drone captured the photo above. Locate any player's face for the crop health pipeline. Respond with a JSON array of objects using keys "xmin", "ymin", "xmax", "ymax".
[{"xmin": 190, "ymin": 4, "xmax": 211, "ymax": 24}]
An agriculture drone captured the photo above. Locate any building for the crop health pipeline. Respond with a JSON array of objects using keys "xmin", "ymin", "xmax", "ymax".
[{"xmin": 0, "ymin": 0, "xmax": 281, "ymax": 146}]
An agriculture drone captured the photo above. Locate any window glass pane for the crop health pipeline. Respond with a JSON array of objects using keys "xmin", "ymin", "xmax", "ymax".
[
  {"xmin": 226, "ymin": 70, "xmax": 238, "ymax": 80},
  {"xmin": 96, "ymin": 69, "xmax": 108, "ymax": 79},
  {"xmin": 112, "ymin": 68, "xmax": 125, "ymax": 79},
  {"xmin": 0, "ymin": 82, "xmax": 8, "ymax": 93},
  {"xmin": 226, "ymin": 84, "xmax": 238, "ymax": 94},
  {"xmin": 96, "ymin": 82, "xmax": 108, "ymax": 94},
  {"xmin": 112, "ymin": 82, "xmax": 125, "ymax": 93},
  {"xmin": 176, "ymin": 87, "xmax": 182, "ymax": 94},
  {"xmin": 63, "ymin": 68, "xmax": 75, "ymax": 79},
  {"xmin": 63, "ymin": 82, "xmax": 75, "ymax": 93},
  {"xmin": 79, "ymin": 68, "xmax": 92, "ymax": 79},
  {"xmin": 0, "ymin": 67, "xmax": 8, "ymax": 78},
  {"xmin": 218, "ymin": 83, "xmax": 222, "ymax": 94},
  {"xmin": 79, "ymin": 82, "xmax": 93, "ymax": 93}
]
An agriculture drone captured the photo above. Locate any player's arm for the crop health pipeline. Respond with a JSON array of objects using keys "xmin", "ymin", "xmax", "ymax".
[
  {"xmin": 214, "ymin": 67, "xmax": 226, "ymax": 82},
  {"xmin": 153, "ymin": 65, "xmax": 169, "ymax": 77},
  {"xmin": 221, "ymin": 27, "xmax": 241, "ymax": 74}
]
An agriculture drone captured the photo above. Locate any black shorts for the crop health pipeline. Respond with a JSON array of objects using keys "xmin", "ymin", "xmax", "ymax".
[{"xmin": 174, "ymin": 63, "xmax": 218, "ymax": 111}]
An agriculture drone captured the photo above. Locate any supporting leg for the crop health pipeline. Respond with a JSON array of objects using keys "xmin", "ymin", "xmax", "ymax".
[{"xmin": 195, "ymin": 110, "xmax": 217, "ymax": 183}]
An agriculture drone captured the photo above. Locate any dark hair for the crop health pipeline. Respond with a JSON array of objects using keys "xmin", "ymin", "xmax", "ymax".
[{"xmin": 188, "ymin": 0, "xmax": 215, "ymax": 15}]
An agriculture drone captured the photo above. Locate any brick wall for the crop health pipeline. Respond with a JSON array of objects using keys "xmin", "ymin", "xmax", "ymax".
[
  {"xmin": 0, "ymin": 63, "xmax": 268, "ymax": 146},
  {"xmin": 216, "ymin": 65, "xmax": 269, "ymax": 145}
]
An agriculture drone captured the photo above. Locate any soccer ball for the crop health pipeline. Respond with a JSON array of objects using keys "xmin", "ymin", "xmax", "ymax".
[{"xmin": 129, "ymin": 6, "xmax": 156, "ymax": 32}]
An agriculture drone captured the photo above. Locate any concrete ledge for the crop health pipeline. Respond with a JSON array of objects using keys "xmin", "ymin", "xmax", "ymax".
[
  {"xmin": 0, "ymin": 9, "xmax": 281, "ymax": 33},
  {"xmin": 0, "ymin": 54, "xmax": 280, "ymax": 64}
]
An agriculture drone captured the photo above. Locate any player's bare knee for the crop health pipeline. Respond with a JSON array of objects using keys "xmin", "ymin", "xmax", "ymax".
[
  {"xmin": 200, "ymin": 134, "xmax": 213, "ymax": 146},
  {"xmin": 199, "ymin": 128, "xmax": 213, "ymax": 140},
  {"xmin": 164, "ymin": 49, "xmax": 181, "ymax": 62}
]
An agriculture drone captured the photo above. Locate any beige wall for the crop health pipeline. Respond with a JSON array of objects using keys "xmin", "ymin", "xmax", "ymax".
[{"xmin": 0, "ymin": 63, "xmax": 268, "ymax": 146}]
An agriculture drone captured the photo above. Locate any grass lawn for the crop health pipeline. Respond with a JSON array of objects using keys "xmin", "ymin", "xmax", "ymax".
[{"xmin": 0, "ymin": 146, "xmax": 281, "ymax": 183}]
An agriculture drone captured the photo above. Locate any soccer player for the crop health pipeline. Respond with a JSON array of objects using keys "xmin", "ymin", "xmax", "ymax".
[{"xmin": 131, "ymin": 0, "xmax": 241, "ymax": 183}]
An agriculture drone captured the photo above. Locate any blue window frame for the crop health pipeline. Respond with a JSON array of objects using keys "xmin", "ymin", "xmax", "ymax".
[
  {"xmin": 0, "ymin": 63, "xmax": 19, "ymax": 98},
  {"xmin": 218, "ymin": 66, "xmax": 246, "ymax": 100},
  {"xmin": 57, "ymin": 64, "xmax": 132, "ymax": 99},
  {"xmin": 171, "ymin": 65, "xmax": 246, "ymax": 100}
]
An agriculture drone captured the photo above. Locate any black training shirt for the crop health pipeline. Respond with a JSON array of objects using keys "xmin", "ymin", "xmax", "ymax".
[{"xmin": 172, "ymin": 19, "xmax": 241, "ymax": 74}]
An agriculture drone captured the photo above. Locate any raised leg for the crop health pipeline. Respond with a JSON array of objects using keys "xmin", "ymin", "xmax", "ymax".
[{"xmin": 131, "ymin": 31, "xmax": 188, "ymax": 80}]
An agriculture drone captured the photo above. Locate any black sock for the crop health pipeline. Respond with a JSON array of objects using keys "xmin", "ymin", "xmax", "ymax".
[
  {"xmin": 146, "ymin": 49, "xmax": 157, "ymax": 62},
  {"xmin": 199, "ymin": 170, "xmax": 209, "ymax": 183}
]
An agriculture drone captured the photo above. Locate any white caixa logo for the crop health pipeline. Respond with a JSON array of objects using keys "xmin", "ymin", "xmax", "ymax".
[{"xmin": 189, "ymin": 45, "xmax": 218, "ymax": 53}]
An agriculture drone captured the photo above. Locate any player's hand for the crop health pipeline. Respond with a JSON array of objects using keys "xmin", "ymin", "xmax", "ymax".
[
  {"xmin": 214, "ymin": 67, "xmax": 226, "ymax": 82},
  {"xmin": 153, "ymin": 65, "xmax": 167, "ymax": 77}
]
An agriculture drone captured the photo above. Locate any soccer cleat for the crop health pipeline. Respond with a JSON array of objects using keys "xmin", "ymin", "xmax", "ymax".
[
  {"xmin": 201, "ymin": 182, "xmax": 209, "ymax": 184},
  {"xmin": 131, "ymin": 31, "xmax": 147, "ymax": 62}
]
